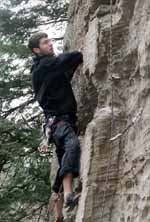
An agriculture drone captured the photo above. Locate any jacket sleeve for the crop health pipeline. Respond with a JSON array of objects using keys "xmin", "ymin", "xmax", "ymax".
[
  {"xmin": 40, "ymin": 51, "xmax": 83, "ymax": 81},
  {"xmin": 58, "ymin": 51, "xmax": 83, "ymax": 81}
]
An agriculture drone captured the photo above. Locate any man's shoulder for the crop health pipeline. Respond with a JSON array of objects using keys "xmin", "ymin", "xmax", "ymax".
[{"xmin": 30, "ymin": 54, "xmax": 62, "ymax": 76}]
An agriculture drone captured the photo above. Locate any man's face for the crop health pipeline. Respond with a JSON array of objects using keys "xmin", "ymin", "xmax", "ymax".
[{"xmin": 33, "ymin": 37, "xmax": 55, "ymax": 56}]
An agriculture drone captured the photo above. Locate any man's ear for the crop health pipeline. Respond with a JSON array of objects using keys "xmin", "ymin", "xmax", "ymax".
[{"xmin": 33, "ymin": 47, "xmax": 40, "ymax": 54}]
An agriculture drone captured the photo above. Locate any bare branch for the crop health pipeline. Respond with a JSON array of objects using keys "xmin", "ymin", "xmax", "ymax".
[
  {"xmin": 37, "ymin": 18, "xmax": 68, "ymax": 26},
  {"xmin": 15, "ymin": 203, "xmax": 47, "ymax": 222},
  {"xmin": 1, "ymin": 98, "xmax": 35, "ymax": 119}
]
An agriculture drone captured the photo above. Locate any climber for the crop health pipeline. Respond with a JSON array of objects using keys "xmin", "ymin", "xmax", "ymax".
[{"xmin": 28, "ymin": 32, "xmax": 83, "ymax": 222}]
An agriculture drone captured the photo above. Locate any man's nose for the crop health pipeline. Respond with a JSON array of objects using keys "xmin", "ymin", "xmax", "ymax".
[{"xmin": 48, "ymin": 39, "xmax": 53, "ymax": 45}]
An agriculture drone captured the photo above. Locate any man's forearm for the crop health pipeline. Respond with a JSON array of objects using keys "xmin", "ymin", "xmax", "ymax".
[
  {"xmin": 58, "ymin": 51, "xmax": 83, "ymax": 68},
  {"xmin": 60, "ymin": 51, "xmax": 83, "ymax": 81}
]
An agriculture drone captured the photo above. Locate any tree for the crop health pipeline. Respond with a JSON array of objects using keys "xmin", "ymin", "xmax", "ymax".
[{"xmin": 0, "ymin": 0, "xmax": 68, "ymax": 221}]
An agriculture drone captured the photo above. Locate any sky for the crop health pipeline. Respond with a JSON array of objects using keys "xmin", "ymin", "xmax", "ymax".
[
  {"xmin": 1, "ymin": 0, "xmax": 67, "ymax": 54},
  {"xmin": 2, "ymin": 0, "xmax": 68, "ymax": 113}
]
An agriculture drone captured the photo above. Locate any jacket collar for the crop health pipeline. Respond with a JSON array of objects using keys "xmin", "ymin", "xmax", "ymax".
[
  {"xmin": 31, "ymin": 54, "xmax": 55, "ymax": 73},
  {"xmin": 33, "ymin": 54, "xmax": 47, "ymax": 63},
  {"xmin": 33, "ymin": 53, "xmax": 55, "ymax": 63},
  {"xmin": 30, "ymin": 55, "xmax": 46, "ymax": 73}
]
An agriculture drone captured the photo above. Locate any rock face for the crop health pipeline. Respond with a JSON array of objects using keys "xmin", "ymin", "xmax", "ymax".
[{"xmin": 61, "ymin": 0, "xmax": 150, "ymax": 221}]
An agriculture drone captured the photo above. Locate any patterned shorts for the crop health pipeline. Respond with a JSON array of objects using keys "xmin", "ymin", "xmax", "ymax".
[{"xmin": 43, "ymin": 114, "xmax": 81, "ymax": 193}]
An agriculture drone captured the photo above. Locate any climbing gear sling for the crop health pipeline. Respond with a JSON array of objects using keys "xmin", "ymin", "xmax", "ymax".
[{"xmin": 38, "ymin": 115, "xmax": 57, "ymax": 153}]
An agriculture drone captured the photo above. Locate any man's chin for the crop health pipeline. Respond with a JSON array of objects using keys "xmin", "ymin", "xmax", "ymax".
[{"xmin": 47, "ymin": 51, "xmax": 54, "ymax": 56}]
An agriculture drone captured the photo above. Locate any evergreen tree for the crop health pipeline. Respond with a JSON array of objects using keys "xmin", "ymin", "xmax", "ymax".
[{"xmin": 0, "ymin": 0, "xmax": 68, "ymax": 221}]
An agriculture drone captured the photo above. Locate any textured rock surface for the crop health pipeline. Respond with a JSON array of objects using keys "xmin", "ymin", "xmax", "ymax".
[{"xmin": 50, "ymin": 1, "xmax": 150, "ymax": 221}]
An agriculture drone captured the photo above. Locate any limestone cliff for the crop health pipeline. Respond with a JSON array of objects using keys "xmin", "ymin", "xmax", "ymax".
[{"xmin": 50, "ymin": 1, "xmax": 150, "ymax": 221}]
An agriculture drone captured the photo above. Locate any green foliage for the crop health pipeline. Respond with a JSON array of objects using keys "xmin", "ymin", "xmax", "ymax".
[
  {"xmin": 0, "ymin": 41, "xmax": 30, "ymax": 57},
  {"xmin": 0, "ymin": 0, "xmax": 67, "ymax": 221},
  {"xmin": 0, "ymin": 118, "xmax": 52, "ymax": 221}
]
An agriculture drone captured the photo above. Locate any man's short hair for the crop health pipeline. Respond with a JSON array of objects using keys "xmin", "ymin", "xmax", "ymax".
[{"xmin": 28, "ymin": 32, "xmax": 48, "ymax": 53}]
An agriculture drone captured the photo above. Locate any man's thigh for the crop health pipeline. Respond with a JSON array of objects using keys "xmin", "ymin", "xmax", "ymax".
[
  {"xmin": 51, "ymin": 144, "xmax": 64, "ymax": 193},
  {"xmin": 52, "ymin": 119, "xmax": 76, "ymax": 147}
]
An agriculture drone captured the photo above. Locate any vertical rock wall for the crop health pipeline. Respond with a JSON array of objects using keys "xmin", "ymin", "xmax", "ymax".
[{"xmin": 62, "ymin": 0, "xmax": 150, "ymax": 221}]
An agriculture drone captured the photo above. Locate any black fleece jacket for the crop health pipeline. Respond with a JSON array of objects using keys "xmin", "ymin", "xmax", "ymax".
[{"xmin": 31, "ymin": 51, "xmax": 83, "ymax": 118}]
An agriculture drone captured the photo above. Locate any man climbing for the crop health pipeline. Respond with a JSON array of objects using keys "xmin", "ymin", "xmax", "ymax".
[{"xmin": 28, "ymin": 32, "xmax": 83, "ymax": 222}]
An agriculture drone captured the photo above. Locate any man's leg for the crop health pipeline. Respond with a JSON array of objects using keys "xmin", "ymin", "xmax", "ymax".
[
  {"xmin": 53, "ymin": 192, "xmax": 64, "ymax": 222},
  {"xmin": 63, "ymin": 173, "xmax": 73, "ymax": 200},
  {"xmin": 62, "ymin": 115, "xmax": 80, "ymax": 201},
  {"xmin": 63, "ymin": 173, "xmax": 73, "ymax": 192},
  {"xmin": 59, "ymin": 122, "xmax": 81, "ymax": 208},
  {"xmin": 52, "ymin": 118, "xmax": 81, "ymax": 209},
  {"xmin": 52, "ymin": 147, "xmax": 64, "ymax": 221}
]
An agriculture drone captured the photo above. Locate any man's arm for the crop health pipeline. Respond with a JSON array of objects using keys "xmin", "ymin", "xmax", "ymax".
[
  {"xmin": 41, "ymin": 51, "xmax": 83, "ymax": 81},
  {"xmin": 34, "ymin": 51, "xmax": 83, "ymax": 104},
  {"xmin": 58, "ymin": 51, "xmax": 83, "ymax": 81}
]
